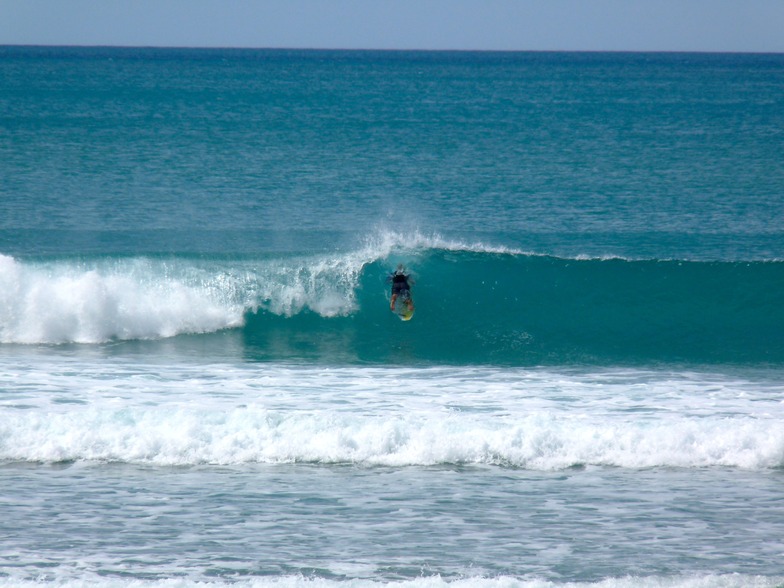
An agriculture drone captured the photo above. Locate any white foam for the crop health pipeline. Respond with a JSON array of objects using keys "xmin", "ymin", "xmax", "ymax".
[
  {"xmin": 0, "ymin": 255, "xmax": 246, "ymax": 344},
  {"xmin": 0, "ymin": 246, "xmax": 393, "ymax": 344},
  {"xmin": 3, "ymin": 404, "xmax": 781, "ymax": 469},
  {"xmin": 2, "ymin": 362, "xmax": 782, "ymax": 470},
  {"xmin": 255, "ymin": 253, "xmax": 366, "ymax": 318}
]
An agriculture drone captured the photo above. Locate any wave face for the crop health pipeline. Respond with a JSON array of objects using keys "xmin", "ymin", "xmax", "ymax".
[{"xmin": 2, "ymin": 240, "xmax": 783, "ymax": 365}]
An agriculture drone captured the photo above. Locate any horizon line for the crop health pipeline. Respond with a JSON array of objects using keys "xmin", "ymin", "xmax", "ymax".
[{"xmin": 3, "ymin": 44, "xmax": 784, "ymax": 56}]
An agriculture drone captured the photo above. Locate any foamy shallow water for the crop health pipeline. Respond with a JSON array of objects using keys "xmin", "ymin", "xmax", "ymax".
[
  {"xmin": 1, "ymin": 357, "xmax": 782, "ymax": 469},
  {"xmin": 2, "ymin": 461, "xmax": 783, "ymax": 584},
  {"xmin": 2, "ymin": 354, "xmax": 784, "ymax": 584}
]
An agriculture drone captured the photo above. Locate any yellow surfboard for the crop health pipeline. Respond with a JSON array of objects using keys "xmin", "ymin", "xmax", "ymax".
[{"xmin": 393, "ymin": 297, "xmax": 415, "ymax": 321}]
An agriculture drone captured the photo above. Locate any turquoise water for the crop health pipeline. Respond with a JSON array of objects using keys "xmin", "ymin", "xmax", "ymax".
[{"xmin": 1, "ymin": 47, "xmax": 784, "ymax": 588}]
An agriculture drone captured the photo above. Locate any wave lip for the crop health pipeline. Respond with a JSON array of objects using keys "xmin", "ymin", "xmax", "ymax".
[{"xmin": 363, "ymin": 229, "xmax": 531, "ymax": 256}]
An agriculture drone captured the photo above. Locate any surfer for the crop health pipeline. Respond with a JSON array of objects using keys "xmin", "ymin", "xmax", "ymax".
[{"xmin": 389, "ymin": 265, "xmax": 414, "ymax": 312}]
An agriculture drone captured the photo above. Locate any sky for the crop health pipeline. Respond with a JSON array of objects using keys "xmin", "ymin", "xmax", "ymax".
[{"xmin": 1, "ymin": 0, "xmax": 783, "ymax": 53}]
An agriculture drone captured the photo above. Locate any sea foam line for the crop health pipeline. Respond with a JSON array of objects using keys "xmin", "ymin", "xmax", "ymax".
[{"xmin": 2, "ymin": 406, "xmax": 782, "ymax": 469}]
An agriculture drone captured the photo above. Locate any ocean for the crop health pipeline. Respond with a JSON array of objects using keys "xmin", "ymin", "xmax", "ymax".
[{"xmin": 1, "ymin": 46, "xmax": 783, "ymax": 588}]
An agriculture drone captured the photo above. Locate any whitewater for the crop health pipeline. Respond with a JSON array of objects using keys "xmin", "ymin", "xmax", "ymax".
[
  {"xmin": 2, "ymin": 47, "xmax": 784, "ymax": 588},
  {"xmin": 2, "ymin": 357, "xmax": 784, "ymax": 469}
]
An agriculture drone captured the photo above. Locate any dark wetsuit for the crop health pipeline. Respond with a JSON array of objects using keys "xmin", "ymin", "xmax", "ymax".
[{"xmin": 391, "ymin": 273, "xmax": 411, "ymax": 299}]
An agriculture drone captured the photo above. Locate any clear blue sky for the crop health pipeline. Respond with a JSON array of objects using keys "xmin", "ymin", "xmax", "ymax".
[{"xmin": 1, "ymin": 0, "xmax": 783, "ymax": 52}]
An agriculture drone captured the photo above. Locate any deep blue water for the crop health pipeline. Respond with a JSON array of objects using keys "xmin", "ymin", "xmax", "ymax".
[{"xmin": 1, "ymin": 47, "xmax": 783, "ymax": 588}]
